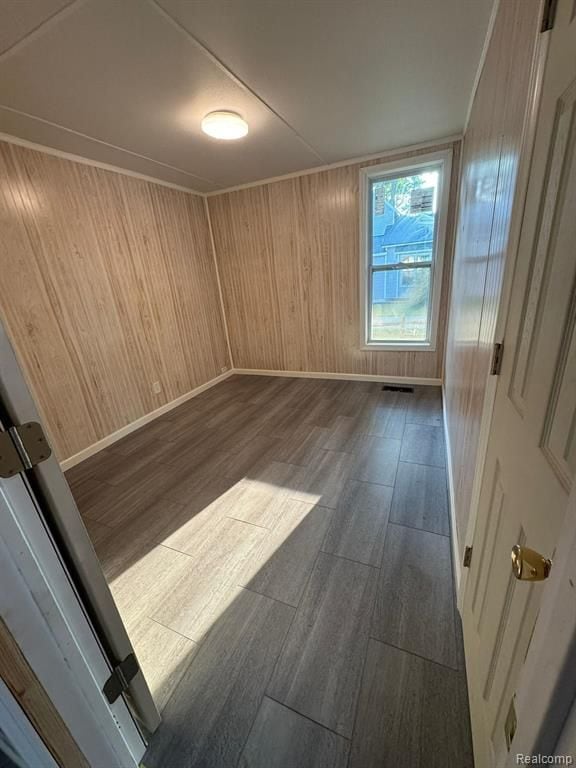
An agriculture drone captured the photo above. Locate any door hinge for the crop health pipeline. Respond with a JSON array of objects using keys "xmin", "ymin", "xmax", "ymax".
[
  {"xmin": 0, "ymin": 422, "xmax": 52, "ymax": 478},
  {"xmin": 463, "ymin": 546, "xmax": 473, "ymax": 568},
  {"xmin": 541, "ymin": 0, "xmax": 558, "ymax": 31},
  {"xmin": 490, "ymin": 342, "xmax": 504, "ymax": 376},
  {"xmin": 103, "ymin": 653, "xmax": 140, "ymax": 704}
]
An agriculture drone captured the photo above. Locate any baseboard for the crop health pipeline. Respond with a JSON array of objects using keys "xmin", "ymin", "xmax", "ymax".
[
  {"xmin": 233, "ymin": 368, "xmax": 442, "ymax": 386},
  {"xmin": 60, "ymin": 369, "xmax": 234, "ymax": 471},
  {"xmin": 60, "ymin": 366, "xmax": 441, "ymax": 471},
  {"xmin": 442, "ymin": 387, "xmax": 461, "ymax": 592}
]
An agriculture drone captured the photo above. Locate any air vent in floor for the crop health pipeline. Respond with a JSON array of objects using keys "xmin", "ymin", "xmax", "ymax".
[{"xmin": 382, "ymin": 385, "xmax": 414, "ymax": 393}]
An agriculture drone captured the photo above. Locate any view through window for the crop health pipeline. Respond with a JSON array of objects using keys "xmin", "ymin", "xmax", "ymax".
[{"xmin": 367, "ymin": 164, "xmax": 442, "ymax": 344}]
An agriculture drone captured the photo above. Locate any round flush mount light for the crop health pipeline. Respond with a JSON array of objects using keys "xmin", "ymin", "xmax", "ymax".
[{"xmin": 201, "ymin": 111, "xmax": 248, "ymax": 140}]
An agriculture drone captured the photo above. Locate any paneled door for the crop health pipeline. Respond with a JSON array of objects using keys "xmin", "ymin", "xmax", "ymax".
[{"xmin": 462, "ymin": 2, "xmax": 576, "ymax": 765}]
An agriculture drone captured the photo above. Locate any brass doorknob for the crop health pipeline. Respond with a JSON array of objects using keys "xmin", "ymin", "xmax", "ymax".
[{"xmin": 511, "ymin": 545, "xmax": 552, "ymax": 581}]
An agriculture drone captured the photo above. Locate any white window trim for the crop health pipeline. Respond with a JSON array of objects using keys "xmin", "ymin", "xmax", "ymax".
[{"xmin": 359, "ymin": 148, "xmax": 452, "ymax": 352}]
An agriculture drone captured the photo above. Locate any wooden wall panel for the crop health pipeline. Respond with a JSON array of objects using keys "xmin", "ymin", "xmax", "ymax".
[
  {"xmin": 208, "ymin": 141, "xmax": 460, "ymax": 378},
  {"xmin": 444, "ymin": 0, "xmax": 542, "ymax": 552},
  {"xmin": 0, "ymin": 142, "xmax": 230, "ymax": 461}
]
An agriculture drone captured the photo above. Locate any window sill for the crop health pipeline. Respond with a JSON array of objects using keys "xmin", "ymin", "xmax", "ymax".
[{"xmin": 361, "ymin": 342, "xmax": 437, "ymax": 352}]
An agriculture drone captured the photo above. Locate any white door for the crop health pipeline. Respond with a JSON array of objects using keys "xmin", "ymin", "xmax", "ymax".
[
  {"xmin": 0, "ymin": 322, "xmax": 160, "ymax": 747},
  {"xmin": 0, "ymin": 467, "xmax": 144, "ymax": 767},
  {"xmin": 462, "ymin": 2, "xmax": 576, "ymax": 765}
]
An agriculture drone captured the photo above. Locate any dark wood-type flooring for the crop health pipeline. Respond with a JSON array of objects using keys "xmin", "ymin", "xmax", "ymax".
[{"xmin": 66, "ymin": 375, "xmax": 474, "ymax": 768}]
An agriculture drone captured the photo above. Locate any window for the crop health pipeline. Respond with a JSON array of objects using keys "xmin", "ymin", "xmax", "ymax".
[{"xmin": 360, "ymin": 149, "xmax": 451, "ymax": 350}]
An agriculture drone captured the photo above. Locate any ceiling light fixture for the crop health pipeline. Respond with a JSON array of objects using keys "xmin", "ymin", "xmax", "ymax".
[{"xmin": 201, "ymin": 111, "xmax": 248, "ymax": 140}]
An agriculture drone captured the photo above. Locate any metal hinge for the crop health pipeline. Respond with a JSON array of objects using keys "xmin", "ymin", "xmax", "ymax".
[
  {"xmin": 490, "ymin": 342, "xmax": 504, "ymax": 376},
  {"xmin": 463, "ymin": 546, "xmax": 473, "ymax": 568},
  {"xmin": 541, "ymin": 0, "xmax": 558, "ymax": 31},
  {"xmin": 0, "ymin": 422, "xmax": 52, "ymax": 478},
  {"xmin": 103, "ymin": 653, "xmax": 140, "ymax": 704}
]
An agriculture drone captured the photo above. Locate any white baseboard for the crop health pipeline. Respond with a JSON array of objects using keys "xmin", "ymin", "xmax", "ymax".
[
  {"xmin": 233, "ymin": 368, "xmax": 442, "ymax": 386},
  {"xmin": 60, "ymin": 369, "xmax": 233, "ymax": 471},
  {"xmin": 60, "ymin": 366, "xmax": 441, "ymax": 471},
  {"xmin": 442, "ymin": 387, "xmax": 461, "ymax": 593}
]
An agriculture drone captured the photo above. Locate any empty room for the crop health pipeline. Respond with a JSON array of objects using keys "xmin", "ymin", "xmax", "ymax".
[{"xmin": 1, "ymin": 0, "xmax": 576, "ymax": 766}]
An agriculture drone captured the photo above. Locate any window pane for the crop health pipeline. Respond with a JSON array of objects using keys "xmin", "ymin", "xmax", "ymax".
[
  {"xmin": 371, "ymin": 169, "xmax": 439, "ymax": 267},
  {"xmin": 370, "ymin": 267, "xmax": 431, "ymax": 342}
]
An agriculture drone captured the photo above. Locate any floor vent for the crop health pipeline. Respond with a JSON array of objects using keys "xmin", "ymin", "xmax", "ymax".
[{"xmin": 382, "ymin": 385, "xmax": 414, "ymax": 393}]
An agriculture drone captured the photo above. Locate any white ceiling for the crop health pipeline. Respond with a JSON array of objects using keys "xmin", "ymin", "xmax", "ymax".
[{"xmin": 0, "ymin": 0, "xmax": 493, "ymax": 193}]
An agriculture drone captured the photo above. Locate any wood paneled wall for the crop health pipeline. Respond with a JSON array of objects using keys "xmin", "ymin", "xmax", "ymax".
[
  {"xmin": 208, "ymin": 141, "xmax": 460, "ymax": 378},
  {"xmin": 0, "ymin": 142, "xmax": 230, "ymax": 461},
  {"xmin": 444, "ymin": 0, "xmax": 542, "ymax": 552}
]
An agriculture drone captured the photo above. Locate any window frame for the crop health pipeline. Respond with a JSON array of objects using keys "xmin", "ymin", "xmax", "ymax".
[{"xmin": 359, "ymin": 148, "xmax": 452, "ymax": 352}]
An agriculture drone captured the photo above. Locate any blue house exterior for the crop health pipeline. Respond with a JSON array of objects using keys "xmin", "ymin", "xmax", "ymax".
[{"xmin": 372, "ymin": 208, "xmax": 435, "ymax": 302}]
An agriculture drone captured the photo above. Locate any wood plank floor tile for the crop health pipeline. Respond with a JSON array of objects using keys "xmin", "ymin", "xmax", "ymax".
[
  {"xmin": 258, "ymin": 405, "xmax": 310, "ymax": 439},
  {"xmin": 390, "ymin": 462, "xmax": 450, "ymax": 536},
  {"xmin": 268, "ymin": 552, "xmax": 377, "ymax": 737},
  {"xmin": 126, "ymin": 492, "xmax": 230, "ymax": 553},
  {"xmin": 322, "ymin": 415, "xmax": 365, "ymax": 453},
  {"xmin": 381, "ymin": 406, "xmax": 408, "ymax": 439},
  {"xmin": 224, "ymin": 434, "xmax": 283, "ymax": 481},
  {"xmin": 331, "ymin": 387, "xmax": 371, "ymax": 419},
  {"xmin": 159, "ymin": 428, "xmax": 231, "ymax": 469},
  {"xmin": 349, "ymin": 641, "xmax": 473, "ymax": 768},
  {"xmin": 155, "ymin": 408, "xmax": 216, "ymax": 442},
  {"xmin": 205, "ymin": 399, "xmax": 260, "ymax": 431},
  {"xmin": 240, "ymin": 697, "xmax": 349, "ymax": 768},
  {"xmin": 216, "ymin": 462, "xmax": 299, "ymax": 528},
  {"xmin": 204, "ymin": 401, "xmax": 270, "ymax": 451},
  {"xmin": 68, "ymin": 477, "xmax": 108, "ymax": 516},
  {"xmin": 400, "ymin": 423, "xmax": 446, "ymax": 467},
  {"xmin": 105, "ymin": 543, "xmax": 194, "ymax": 627},
  {"xmin": 322, "ymin": 481, "xmax": 392, "ymax": 566},
  {"xmin": 107, "ymin": 419, "xmax": 176, "ymax": 457},
  {"xmin": 152, "ymin": 517, "xmax": 268, "ymax": 642},
  {"xmin": 145, "ymin": 588, "xmax": 294, "ymax": 768},
  {"xmin": 247, "ymin": 376, "xmax": 295, "ymax": 406},
  {"xmin": 127, "ymin": 617, "xmax": 198, "ymax": 712},
  {"xmin": 84, "ymin": 503, "xmax": 182, "ymax": 576},
  {"xmin": 290, "ymin": 450, "xmax": 354, "ymax": 509},
  {"xmin": 157, "ymin": 400, "xmax": 209, "ymax": 425},
  {"xmin": 272, "ymin": 424, "xmax": 330, "ymax": 466},
  {"xmin": 300, "ymin": 397, "xmax": 340, "ymax": 429},
  {"xmin": 65, "ymin": 449, "xmax": 124, "ymax": 489},
  {"xmin": 282, "ymin": 381, "xmax": 331, "ymax": 414},
  {"xmin": 160, "ymin": 463, "xmax": 235, "ymax": 507},
  {"xmin": 82, "ymin": 516, "xmax": 113, "ymax": 547},
  {"xmin": 372, "ymin": 524, "xmax": 457, "ymax": 668},
  {"xmin": 158, "ymin": 494, "xmax": 232, "ymax": 553},
  {"xmin": 406, "ymin": 388, "xmax": 443, "ymax": 427},
  {"xmin": 239, "ymin": 499, "xmax": 332, "ymax": 607},
  {"xmin": 69, "ymin": 441, "xmax": 181, "ymax": 489},
  {"xmin": 357, "ymin": 395, "xmax": 406, "ymax": 440},
  {"xmin": 72, "ymin": 462, "xmax": 181, "ymax": 526},
  {"xmin": 351, "ymin": 436, "xmax": 401, "ymax": 486},
  {"xmin": 377, "ymin": 389, "xmax": 413, "ymax": 410}
]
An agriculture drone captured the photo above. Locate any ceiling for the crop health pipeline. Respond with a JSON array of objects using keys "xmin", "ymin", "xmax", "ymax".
[{"xmin": 0, "ymin": 0, "xmax": 493, "ymax": 193}]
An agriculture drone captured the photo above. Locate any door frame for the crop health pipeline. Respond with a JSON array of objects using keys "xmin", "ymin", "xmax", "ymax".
[
  {"xmin": 0, "ymin": 321, "xmax": 160, "ymax": 734},
  {"xmin": 0, "ymin": 466, "xmax": 145, "ymax": 767},
  {"xmin": 0, "ymin": 321, "xmax": 161, "ymax": 763}
]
